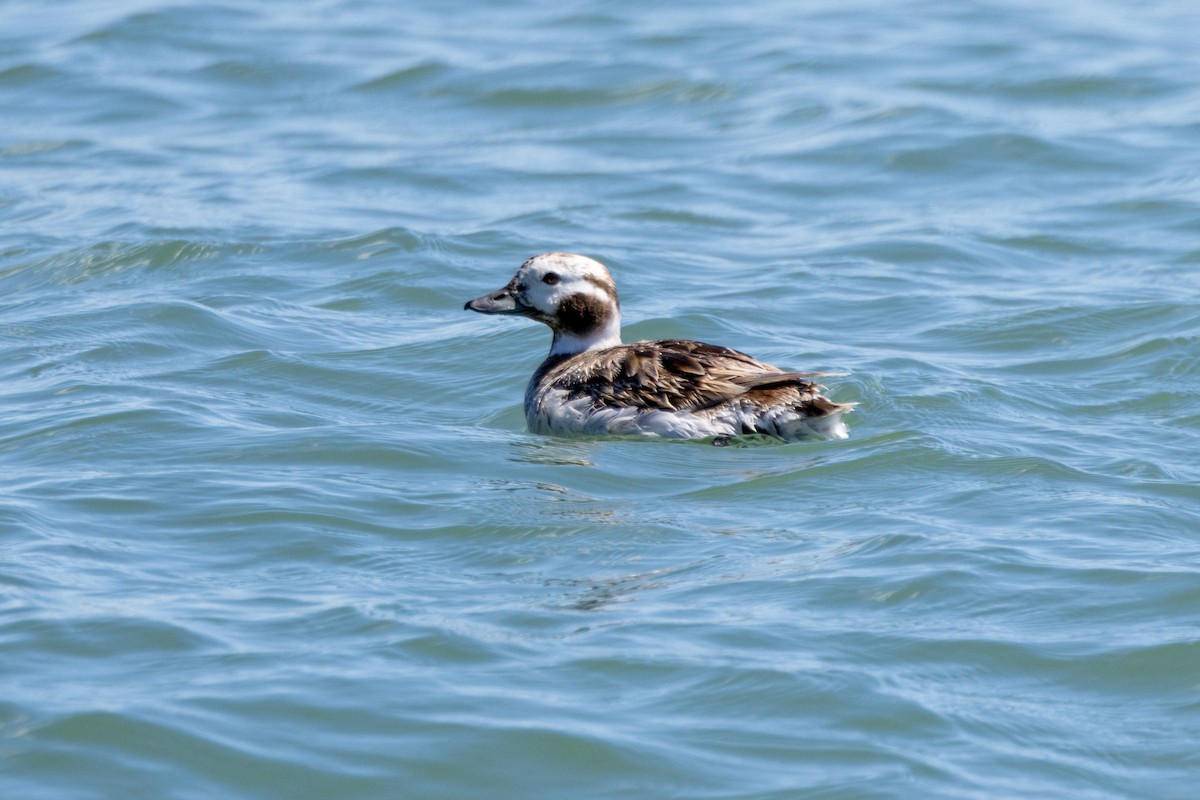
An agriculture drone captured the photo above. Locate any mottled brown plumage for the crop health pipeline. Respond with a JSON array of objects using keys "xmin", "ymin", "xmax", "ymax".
[{"xmin": 534, "ymin": 339, "xmax": 842, "ymax": 419}]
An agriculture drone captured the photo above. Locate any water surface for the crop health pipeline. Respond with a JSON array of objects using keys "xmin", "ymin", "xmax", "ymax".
[{"xmin": 2, "ymin": 1, "xmax": 1199, "ymax": 798}]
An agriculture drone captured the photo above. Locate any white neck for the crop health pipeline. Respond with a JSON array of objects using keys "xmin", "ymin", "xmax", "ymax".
[{"xmin": 549, "ymin": 311, "xmax": 622, "ymax": 356}]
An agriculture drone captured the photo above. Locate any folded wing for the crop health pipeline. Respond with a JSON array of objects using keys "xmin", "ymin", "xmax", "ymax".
[{"xmin": 544, "ymin": 339, "xmax": 842, "ymax": 414}]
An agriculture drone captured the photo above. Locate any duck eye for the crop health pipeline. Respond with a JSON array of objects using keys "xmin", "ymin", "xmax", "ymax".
[{"xmin": 541, "ymin": 272, "xmax": 560, "ymax": 285}]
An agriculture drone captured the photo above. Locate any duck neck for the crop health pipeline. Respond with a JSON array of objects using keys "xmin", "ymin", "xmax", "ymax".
[{"xmin": 549, "ymin": 309, "xmax": 622, "ymax": 356}]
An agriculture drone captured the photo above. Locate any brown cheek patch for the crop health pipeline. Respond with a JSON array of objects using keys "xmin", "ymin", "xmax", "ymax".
[{"xmin": 557, "ymin": 293, "xmax": 611, "ymax": 335}]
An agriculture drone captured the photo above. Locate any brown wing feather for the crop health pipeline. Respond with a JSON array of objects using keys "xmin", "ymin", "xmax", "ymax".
[{"xmin": 542, "ymin": 339, "xmax": 835, "ymax": 414}]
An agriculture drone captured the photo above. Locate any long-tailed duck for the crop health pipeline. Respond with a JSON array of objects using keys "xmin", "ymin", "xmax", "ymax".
[{"xmin": 465, "ymin": 253, "xmax": 854, "ymax": 442}]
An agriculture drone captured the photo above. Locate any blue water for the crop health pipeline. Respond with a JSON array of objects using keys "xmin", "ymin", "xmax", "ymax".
[{"xmin": 3, "ymin": 1, "xmax": 1199, "ymax": 798}]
